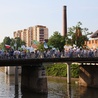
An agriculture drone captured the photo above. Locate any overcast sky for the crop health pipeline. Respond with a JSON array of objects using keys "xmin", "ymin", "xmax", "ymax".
[{"xmin": 0, "ymin": 0, "xmax": 97, "ymax": 42}]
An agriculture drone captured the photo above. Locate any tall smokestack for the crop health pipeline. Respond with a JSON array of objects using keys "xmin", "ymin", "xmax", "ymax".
[{"xmin": 63, "ymin": 6, "xmax": 67, "ymax": 37}]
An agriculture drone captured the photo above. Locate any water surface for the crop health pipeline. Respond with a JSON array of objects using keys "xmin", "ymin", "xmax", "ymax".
[{"xmin": 0, "ymin": 69, "xmax": 98, "ymax": 98}]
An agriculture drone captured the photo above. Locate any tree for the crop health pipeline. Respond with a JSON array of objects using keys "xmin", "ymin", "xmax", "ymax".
[
  {"xmin": 13, "ymin": 37, "xmax": 26, "ymax": 50},
  {"xmin": 1, "ymin": 37, "xmax": 11, "ymax": 50},
  {"xmin": 3, "ymin": 37, "xmax": 11, "ymax": 45},
  {"xmin": 37, "ymin": 42, "xmax": 45, "ymax": 51},
  {"xmin": 48, "ymin": 31, "xmax": 65, "ymax": 51},
  {"xmin": 67, "ymin": 21, "xmax": 92, "ymax": 47},
  {"xmin": 1, "ymin": 37, "xmax": 26, "ymax": 50},
  {"xmin": 0, "ymin": 43, "xmax": 2, "ymax": 49}
]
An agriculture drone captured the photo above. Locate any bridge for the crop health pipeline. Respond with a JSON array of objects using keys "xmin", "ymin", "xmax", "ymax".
[{"xmin": 1, "ymin": 57, "xmax": 98, "ymax": 94}]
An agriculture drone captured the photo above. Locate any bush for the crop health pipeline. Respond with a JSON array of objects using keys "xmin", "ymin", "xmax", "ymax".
[
  {"xmin": 46, "ymin": 63, "xmax": 79, "ymax": 78},
  {"xmin": 71, "ymin": 63, "xmax": 79, "ymax": 78}
]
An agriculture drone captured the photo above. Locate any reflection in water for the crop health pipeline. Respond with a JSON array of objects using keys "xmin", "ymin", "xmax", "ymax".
[
  {"xmin": 0, "ymin": 70, "xmax": 98, "ymax": 98},
  {"xmin": 15, "ymin": 86, "xmax": 18, "ymax": 98},
  {"xmin": 47, "ymin": 77, "xmax": 79, "ymax": 98},
  {"xmin": 67, "ymin": 84, "xmax": 71, "ymax": 98},
  {"xmin": 21, "ymin": 91, "xmax": 47, "ymax": 98},
  {"xmin": 79, "ymin": 86, "xmax": 98, "ymax": 98}
]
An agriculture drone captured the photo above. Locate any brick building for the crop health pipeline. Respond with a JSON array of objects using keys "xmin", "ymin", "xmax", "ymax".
[{"xmin": 85, "ymin": 30, "xmax": 98, "ymax": 49}]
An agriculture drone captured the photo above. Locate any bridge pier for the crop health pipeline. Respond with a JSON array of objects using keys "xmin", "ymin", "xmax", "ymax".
[
  {"xmin": 79, "ymin": 65, "xmax": 98, "ymax": 88},
  {"xmin": 21, "ymin": 64, "xmax": 48, "ymax": 94},
  {"xmin": 67, "ymin": 62, "xmax": 71, "ymax": 84}
]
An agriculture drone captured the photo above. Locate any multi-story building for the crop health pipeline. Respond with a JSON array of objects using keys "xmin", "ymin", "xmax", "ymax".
[
  {"xmin": 13, "ymin": 25, "xmax": 48, "ymax": 47},
  {"xmin": 85, "ymin": 30, "xmax": 98, "ymax": 49}
]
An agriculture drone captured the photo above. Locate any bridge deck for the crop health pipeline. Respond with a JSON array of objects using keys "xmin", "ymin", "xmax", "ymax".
[{"xmin": 0, "ymin": 57, "xmax": 98, "ymax": 66}]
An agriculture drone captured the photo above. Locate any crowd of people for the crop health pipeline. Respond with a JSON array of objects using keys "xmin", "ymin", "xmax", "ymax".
[{"xmin": 0, "ymin": 46, "xmax": 98, "ymax": 59}]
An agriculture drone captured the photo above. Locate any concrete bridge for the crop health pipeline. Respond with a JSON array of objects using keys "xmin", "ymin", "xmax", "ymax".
[{"xmin": 0, "ymin": 57, "xmax": 98, "ymax": 94}]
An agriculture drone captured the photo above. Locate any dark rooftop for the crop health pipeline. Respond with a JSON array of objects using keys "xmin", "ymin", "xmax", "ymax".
[{"xmin": 90, "ymin": 30, "xmax": 98, "ymax": 38}]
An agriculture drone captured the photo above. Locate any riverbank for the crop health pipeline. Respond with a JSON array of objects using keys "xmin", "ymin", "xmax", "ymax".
[{"xmin": 47, "ymin": 76, "xmax": 79, "ymax": 82}]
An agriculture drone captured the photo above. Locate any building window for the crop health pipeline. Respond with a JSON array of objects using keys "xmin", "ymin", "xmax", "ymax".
[
  {"xmin": 95, "ymin": 40, "xmax": 97, "ymax": 44},
  {"xmin": 89, "ymin": 40, "xmax": 91, "ymax": 44},
  {"xmin": 92, "ymin": 40, "xmax": 94, "ymax": 43},
  {"xmin": 40, "ymin": 35, "xmax": 44, "ymax": 37},
  {"xmin": 40, "ymin": 29, "xmax": 44, "ymax": 34},
  {"xmin": 40, "ymin": 38, "xmax": 44, "ymax": 42}
]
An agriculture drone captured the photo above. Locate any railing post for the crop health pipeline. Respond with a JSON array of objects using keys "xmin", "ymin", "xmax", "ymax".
[{"xmin": 67, "ymin": 62, "xmax": 72, "ymax": 84}]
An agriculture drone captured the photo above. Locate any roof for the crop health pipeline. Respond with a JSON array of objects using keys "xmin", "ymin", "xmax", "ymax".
[{"xmin": 90, "ymin": 30, "xmax": 98, "ymax": 38}]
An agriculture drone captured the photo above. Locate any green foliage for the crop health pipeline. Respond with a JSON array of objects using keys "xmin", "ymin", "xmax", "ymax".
[
  {"xmin": 0, "ymin": 43, "xmax": 2, "ymax": 49},
  {"xmin": 1, "ymin": 37, "xmax": 26, "ymax": 50},
  {"xmin": 46, "ymin": 63, "xmax": 67, "ymax": 77},
  {"xmin": 48, "ymin": 31, "xmax": 65, "ymax": 51},
  {"xmin": 46, "ymin": 63, "xmax": 79, "ymax": 78},
  {"xmin": 67, "ymin": 21, "xmax": 92, "ymax": 47},
  {"xmin": 70, "ymin": 64, "xmax": 79, "ymax": 78},
  {"xmin": 76, "ymin": 35, "xmax": 88, "ymax": 47},
  {"xmin": 2, "ymin": 37, "xmax": 11, "ymax": 50},
  {"xmin": 37, "ymin": 42, "xmax": 45, "ymax": 51},
  {"xmin": 14, "ymin": 37, "xmax": 26, "ymax": 50}
]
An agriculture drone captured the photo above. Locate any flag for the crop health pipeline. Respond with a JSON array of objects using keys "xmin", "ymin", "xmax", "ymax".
[
  {"xmin": 32, "ymin": 40, "xmax": 39, "ymax": 45},
  {"xmin": 30, "ymin": 47, "xmax": 34, "ymax": 53},
  {"xmin": 44, "ymin": 41, "xmax": 48, "ymax": 49},
  {"xmin": 21, "ymin": 45, "xmax": 26, "ymax": 50},
  {"xmin": 5, "ymin": 44, "xmax": 11, "ymax": 49},
  {"xmin": 31, "ymin": 40, "xmax": 39, "ymax": 48}
]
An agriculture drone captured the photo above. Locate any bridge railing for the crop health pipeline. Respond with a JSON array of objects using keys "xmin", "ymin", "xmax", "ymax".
[{"xmin": 0, "ymin": 49, "xmax": 97, "ymax": 60}]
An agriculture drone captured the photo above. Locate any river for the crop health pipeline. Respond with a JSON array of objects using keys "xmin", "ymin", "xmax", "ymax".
[{"xmin": 0, "ymin": 68, "xmax": 98, "ymax": 98}]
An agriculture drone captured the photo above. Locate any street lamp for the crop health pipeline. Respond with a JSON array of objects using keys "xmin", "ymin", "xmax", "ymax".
[
  {"xmin": 14, "ymin": 39, "xmax": 17, "ymax": 50},
  {"xmin": 65, "ymin": 37, "xmax": 68, "ymax": 45},
  {"xmin": 14, "ymin": 38, "xmax": 18, "ymax": 86}
]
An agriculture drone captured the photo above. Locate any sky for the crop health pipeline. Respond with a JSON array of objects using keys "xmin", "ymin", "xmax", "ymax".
[{"xmin": 0, "ymin": 0, "xmax": 98, "ymax": 42}]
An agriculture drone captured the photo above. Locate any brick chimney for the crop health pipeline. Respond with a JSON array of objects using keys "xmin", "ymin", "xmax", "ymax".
[{"xmin": 63, "ymin": 6, "xmax": 67, "ymax": 37}]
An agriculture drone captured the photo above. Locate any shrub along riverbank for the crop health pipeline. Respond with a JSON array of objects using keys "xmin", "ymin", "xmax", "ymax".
[{"xmin": 46, "ymin": 63, "xmax": 79, "ymax": 78}]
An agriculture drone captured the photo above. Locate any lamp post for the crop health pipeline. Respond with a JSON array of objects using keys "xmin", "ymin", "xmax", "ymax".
[
  {"xmin": 65, "ymin": 37, "xmax": 68, "ymax": 45},
  {"xmin": 66, "ymin": 39, "xmax": 68, "ymax": 45},
  {"xmin": 14, "ymin": 39, "xmax": 17, "ymax": 50},
  {"xmin": 75, "ymin": 40, "xmax": 77, "ymax": 46},
  {"xmin": 14, "ymin": 38, "xmax": 18, "ymax": 86}
]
